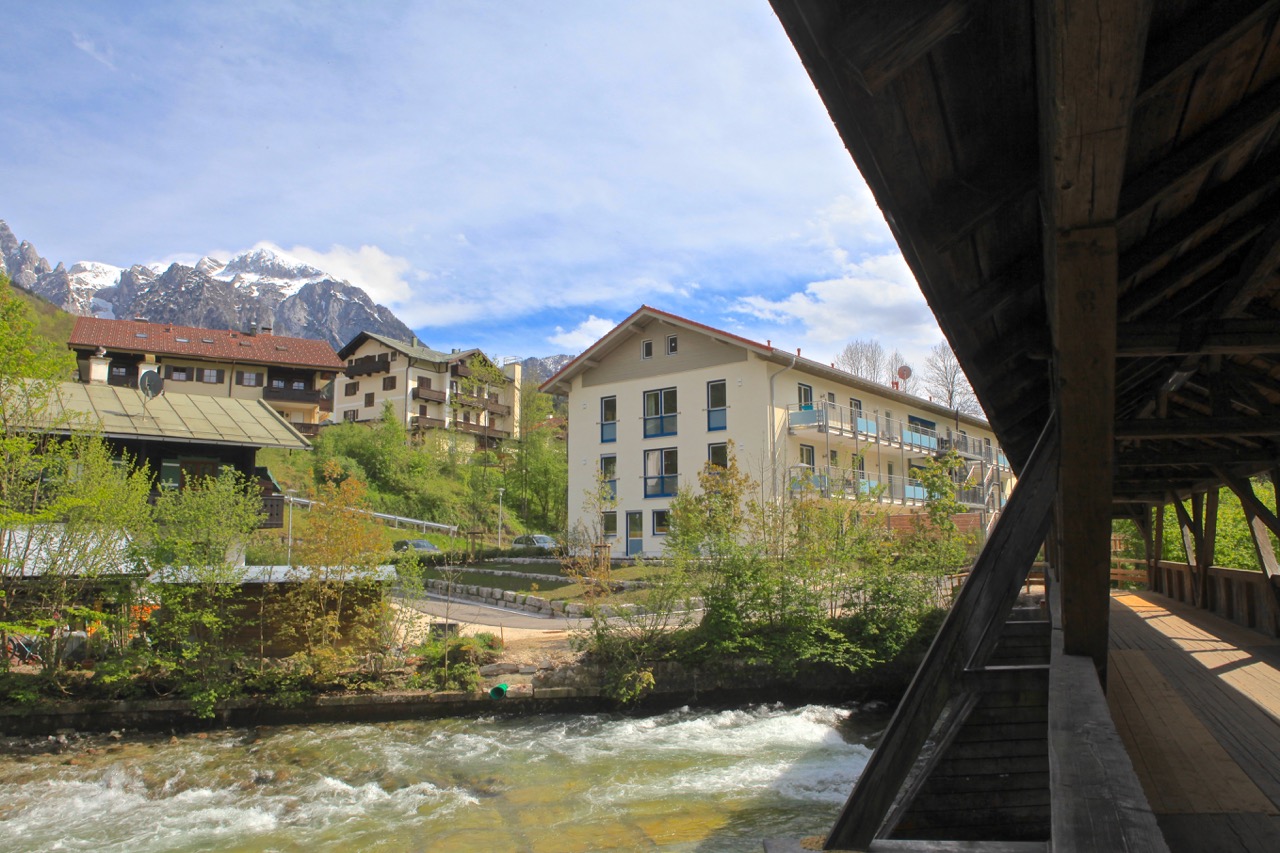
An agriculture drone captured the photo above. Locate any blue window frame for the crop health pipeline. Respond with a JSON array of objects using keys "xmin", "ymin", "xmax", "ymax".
[
  {"xmin": 644, "ymin": 447, "xmax": 678, "ymax": 497},
  {"xmin": 600, "ymin": 454, "xmax": 617, "ymax": 499},
  {"xmin": 707, "ymin": 379, "xmax": 727, "ymax": 431},
  {"xmin": 644, "ymin": 387, "xmax": 677, "ymax": 437},
  {"xmin": 653, "ymin": 509, "xmax": 670, "ymax": 535},
  {"xmin": 600, "ymin": 396, "xmax": 617, "ymax": 443}
]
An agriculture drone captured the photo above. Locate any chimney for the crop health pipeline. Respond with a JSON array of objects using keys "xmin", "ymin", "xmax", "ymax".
[
  {"xmin": 796, "ymin": 347, "xmax": 801, "ymax": 357},
  {"xmin": 247, "ymin": 321, "xmax": 258, "ymax": 336},
  {"xmin": 88, "ymin": 347, "xmax": 110, "ymax": 385},
  {"xmin": 260, "ymin": 325, "xmax": 272, "ymax": 336}
]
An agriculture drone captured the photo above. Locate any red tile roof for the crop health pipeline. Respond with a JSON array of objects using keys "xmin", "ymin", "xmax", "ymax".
[{"xmin": 69, "ymin": 318, "xmax": 343, "ymax": 370}]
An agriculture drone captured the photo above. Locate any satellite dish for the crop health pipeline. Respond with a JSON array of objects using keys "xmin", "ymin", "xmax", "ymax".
[
  {"xmin": 139, "ymin": 369, "xmax": 165, "ymax": 400},
  {"xmin": 897, "ymin": 365, "xmax": 913, "ymax": 381}
]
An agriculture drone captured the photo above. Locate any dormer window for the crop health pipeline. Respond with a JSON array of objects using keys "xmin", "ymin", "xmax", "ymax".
[{"xmin": 641, "ymin": 340, "xmax": 654, "ymax": 359}]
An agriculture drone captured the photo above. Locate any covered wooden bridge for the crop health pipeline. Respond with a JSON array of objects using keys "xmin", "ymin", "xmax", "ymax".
[{"xmin": 763, "ymin": 1, "xmax": 1280, "ymax": 850}]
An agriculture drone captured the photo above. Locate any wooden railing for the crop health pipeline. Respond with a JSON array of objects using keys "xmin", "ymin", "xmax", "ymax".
[
  {"xmin": 1150, "ymin": 560, "xmax": 1280, "ymax": 637},
  {"xmin": 412, "ymin": 386, "xmax": 446, "ymax": 403}
]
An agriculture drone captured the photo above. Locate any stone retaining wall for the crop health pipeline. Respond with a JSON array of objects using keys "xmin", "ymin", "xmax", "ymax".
[{"xmin": 421, "ymin": 578, "xmax": 701, "ymax": 619}]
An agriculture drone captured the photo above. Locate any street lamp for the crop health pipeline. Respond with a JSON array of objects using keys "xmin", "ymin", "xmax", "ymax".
[
  {"xmin": 286, "ymin": 489, "xmax": 298, "ymax": 566},
  {"xmin": 497, "ymin": 487, "xmax": 505, "ymax": 549}
]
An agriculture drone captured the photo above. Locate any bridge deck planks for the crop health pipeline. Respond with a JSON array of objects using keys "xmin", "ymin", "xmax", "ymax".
[{"xmin": 1108, "ymin": 591, "xmax": 1280, "ymax": 852}]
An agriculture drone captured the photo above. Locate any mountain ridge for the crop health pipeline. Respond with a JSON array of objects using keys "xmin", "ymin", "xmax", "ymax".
[{"xmin": 0, "ymin": 219, "xmax": 573, "ymax": 374}]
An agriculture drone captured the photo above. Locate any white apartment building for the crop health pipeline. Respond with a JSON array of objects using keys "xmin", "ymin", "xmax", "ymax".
[
  {"xmin": 540, "ymin": 306, "xmax": 1013, "ymax": 558},
  {"xmin": 334, "ymin": 332, "xmax": 521, "ymax": 448}
]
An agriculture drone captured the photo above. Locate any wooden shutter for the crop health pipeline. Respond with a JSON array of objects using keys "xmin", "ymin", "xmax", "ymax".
[{"xmin": 235, "ymin": 370, "xmax": 244, "ymax": 385}]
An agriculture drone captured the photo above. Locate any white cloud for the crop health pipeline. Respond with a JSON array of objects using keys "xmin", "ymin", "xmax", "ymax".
[
  {"xmin": 730, "ymin": 251, "xmax": 942, "ymax": 366},
  {"xmin": 71, "ymin": 34, "xmax": 115, "ymax": 71},
  {"xmin": 548, "ymin": 315, "xmax": 618, "ymax": 353},
  {"xmin": 278, "ymin": 242, "xmax": 414, "ymax": 306}
]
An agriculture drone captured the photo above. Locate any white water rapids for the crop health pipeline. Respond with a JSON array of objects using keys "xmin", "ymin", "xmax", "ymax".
[{"xmin": 0, "ymin": 703, "xmax": 884, "ymax": 852}]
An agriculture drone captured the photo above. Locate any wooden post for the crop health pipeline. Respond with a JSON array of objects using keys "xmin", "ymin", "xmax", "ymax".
[{"xmin": 1035, "ymin": 0, "xmax": 1146, "ymax": 672}]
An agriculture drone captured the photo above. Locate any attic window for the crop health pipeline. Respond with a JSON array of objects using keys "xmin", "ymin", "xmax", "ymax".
[
  {"xmin": 275, "ymin": 344, "xmax": 288, "ymax": 351},
  {"xmin": 135, "ymin": 332, "xmax": 148, "ymax": 339},
  {"xmin": 201, "ymin": 338, "xmax": 214, "ymax": 344},
  {"xmin": 175, "ymin": 337, "xmax": 189, "ymax": 343},
  {"xmin": 239, "ymin": 341, "xmax": 252, "ymax": 347}
]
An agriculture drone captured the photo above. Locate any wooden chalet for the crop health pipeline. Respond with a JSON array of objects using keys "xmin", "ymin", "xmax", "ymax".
[
  {"xmin": 763, "ymin": 1, "xmax": 1280, "ymax": 851},
  {"xmin": 37, "ymin": 382, "xmax": 311, "ymax": 529}
]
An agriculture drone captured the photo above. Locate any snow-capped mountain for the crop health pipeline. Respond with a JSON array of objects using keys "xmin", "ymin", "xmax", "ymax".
[{"xmin": 1, "ymin": 220, "xmax": 414, "ymax": 350}]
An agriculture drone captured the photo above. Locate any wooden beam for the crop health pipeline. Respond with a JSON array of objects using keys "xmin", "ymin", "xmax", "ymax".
[
  {"xmin": 1118, "ymin": 147, "xmax": 1280, "ymax": 279},
  {"xmin": 1137, "ymin": 0, "xmax": 1280, "ymax": 100},
  {"xmin": 830, "ymin": 0, "xmax": 969, "ymax": 95},
  {"xmin": 1119, "ymin": 77, "xmax": 1280, "ymax": 221},
  {"xmin": 1116, "ymin": 445, "xmax": 1280, "ymax": 467},
  {"xmin": 1211, "ymin": 211, "xmax": 1280, "ymax": 318},
  {"xmin": 1115, "ymin": 416, "xmax": 1280, "ymax": 439},
  {"xmin": 825, "ymin": 418, "xmax": 1059, "ymax": 850},
  {"xmin": 1116, "ymin": 319, "xmax": 1280, "ymax": 356},
  {"xmin": 1217, "ymin": 469, "xmax": 1280, "ymax": 543}
]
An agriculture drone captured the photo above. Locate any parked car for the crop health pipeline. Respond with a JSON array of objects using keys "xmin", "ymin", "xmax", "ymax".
[
  {"xmin": 512, "ymin": 534, "xmax": 557, "ymax": 549},
  {"xmin": 393, "ymin": 538, "xmax": 440, "ymax": 554}
]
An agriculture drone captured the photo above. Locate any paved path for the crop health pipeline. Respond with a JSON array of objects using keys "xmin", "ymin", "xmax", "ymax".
[{"xmin": 398, "ymin": 593, "xmax": 584, "ymax": 632}]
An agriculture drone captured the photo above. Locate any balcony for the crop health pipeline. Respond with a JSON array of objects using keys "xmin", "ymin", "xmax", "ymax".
[
  {"xmin": 413, "ymin": 386, "xmax": 447, "ymax": 403},
  {"xmin": 450, "ymin": 362, "xmax": 472, "ymax": 378},
  {"xmin": 454, "ymin": 419, "xmax": 510, "ymax": 438},
  {"xmin": 453, "ymin": 392, "xmax": 485, "ymax": 408},
  {"xmin": 290, "ymin": 422, "xmax": 321, "ymax": 437},
  {"xmin": 263, "ymin": 386, "xmax": 322, "ymax": 405},
  {"xmin": 485, "ymin": 395, "xmax": 511, "ymax": 417},
  {"xmin": 345, "ymin": 355, "xmax": 391, "ymax": 377},
  {"xmin": 413, "ymin": 415, "xmax": 447, "ymax": 430}
]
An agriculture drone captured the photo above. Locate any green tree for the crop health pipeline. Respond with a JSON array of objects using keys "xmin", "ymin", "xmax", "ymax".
[{"xmin": 144, "ymin": 468, "xmax": 263, "ymax": 714}]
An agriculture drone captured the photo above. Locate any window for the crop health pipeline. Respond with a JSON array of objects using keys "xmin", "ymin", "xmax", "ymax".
[
  {"xmin": 850, "ymin": 397, "xmax": 863, "ymax": 416},
  {"xmin": 383, "ymin": 375, "xmax": 397, "ymax": 391},
  {"xmin": 826, "ymin": 392, "xmax": 836, "ymax": 405},
  {"xmin": 600, "ymin": 396, "xmax": 617, "ymax": 442},
  {"xmin": 418, "ymin": 376, "xmax": 432, "ymax": 390},
  {"xmin": 345, "ymin": 381, "xmax": 359, "ymax": 396},
  {"xmin": 343, "ymin": 409, "xmax": 358, "ymax": 422},
  {"xmin": 707, "ymin": 380, "xmax": 727, "ymax": 431},
  {"xmin": 798, "ymin": 383, "xmax": 813, "ymax": 407},
  {"xmin": 643, "ymin": 387, "xmax": 678, "ymax": 437},
  {"xmin": 666, "ymin": 335, "xmax": 678, "ymax": 355},
  {"xmin": 602, "ymin": 511, "xmax": 618, "ymax": 537},
  {"xmin": 644, "ymin": 448, "xmax": 678, "ymax": 497},
  {"xmin": 291, "ymin": 379, "xmax": 306, "ymax": 391},
  {"xmin": 237, "ymin": 371, "xmax": 262, "ymax": 387},
  {"xmin": 601, "ymin": 454, "xmax": 618, "ymax": 498},
  {"xmin": 708, "ymin": 442, "xmax": 728, "ymax": 469},
  {"xmin": 390, "ymin": 351, "xmax": 398, "ymax": 361},
  {"xmin": 199, "ymin": 368, "xmax": 222, "ymax": 384},
  {"xmin": 110, "ymin": 365, "xmax": 127, "ymax": 378},
  {"xmin": 799, "ymin": 444, "xmax": 816, "ymax": 467},
  {"xmin": 641, "ymin": 340, "xmax": 654, "ymax": 359},
  {"xmin": 364, "ymin": 392, "xmax": 375, "ymax": 408},
  {"xmin": 829, "ymin": 449, "xmax": 838, "ymax": 466},
  {"xmin": 653, "ymin": 510, "xmax": 670, "ymax": 535},
  {"xmin": 271, "ymin": 377, "xmax": 287, "ymax": 389},
  {"xmin": 167, "ymin": 366, "xmax": 189, "ymax": 382}
]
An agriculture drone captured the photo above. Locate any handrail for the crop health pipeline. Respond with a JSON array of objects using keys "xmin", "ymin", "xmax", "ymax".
[{"xmin": 284, "ymin": 495, "xmax": 458, "ymax": 535}]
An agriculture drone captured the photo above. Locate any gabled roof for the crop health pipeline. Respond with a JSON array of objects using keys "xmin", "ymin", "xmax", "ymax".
[
  {"xmin": 336, "ymin": 330, "xmax": 482, "ymax": 365},
  {"xmin": 69, "ymin": 317, "xmax": 342, "ymax": 371},
  {"xmin": 33, "ymin": 382, "xmax": 311, "ymax": 450},
  {"xmin": 539, "ymin": 305, "xmax": 993, "ymax": 428}
]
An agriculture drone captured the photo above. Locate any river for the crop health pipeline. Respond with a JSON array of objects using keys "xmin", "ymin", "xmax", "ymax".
[{"xmin": 0, "ymin": 702, "xmax": 884, "ymax": 852}]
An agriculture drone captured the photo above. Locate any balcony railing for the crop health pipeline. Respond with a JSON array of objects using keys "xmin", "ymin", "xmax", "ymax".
[
  {"xmin": 413, "ymin": 415, "xmax": 447, "ymax": 430},
  {"xmin": 644, "ymin": 474, "xmax": 677, "ymax": 498},
  {"xmin": 413, "ymin": 386, "xmax": 447, "ymax": 403},
  {"xmin": 345, "ymin": 355, "xmax": 390, "ymax": 377},
  {"xmin": 263, "ymin": 386, "xmax": 321, "ymax": 404},
  {"xmin": 454, "ymin": 420, "xmax": 511, "ymax": 438},
  {"xmin": 290, "ymin": 422, "xmax": 321, "ymax": 437},
  {"xmin": 643, "ymin": 413, "xmax": 677, "ymax": 438},
  {"xmin": 786, "ymin": 402, "xmax": 1010, "ymax": 470},
  {"xmin": 450, "ymin": 362, "xmax": 472, "ymax": 378},
  {"xmin": 485, "ymin": 396, "xmax": 512, "ymax": 417},
  {"xmin": 787, "ymin": 464, "xmax": 991, "ymax": 508}
]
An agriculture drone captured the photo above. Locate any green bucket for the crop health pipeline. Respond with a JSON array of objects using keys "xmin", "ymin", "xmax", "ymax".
[{"xmin": 489, "ymin": 683, "xmax": 508, "ymax": 700}]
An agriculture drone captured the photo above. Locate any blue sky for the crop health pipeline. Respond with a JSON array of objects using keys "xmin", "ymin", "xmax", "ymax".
[{"xmin": 2, "ymin": 1, "xmax": 945, "ymax": 367}]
